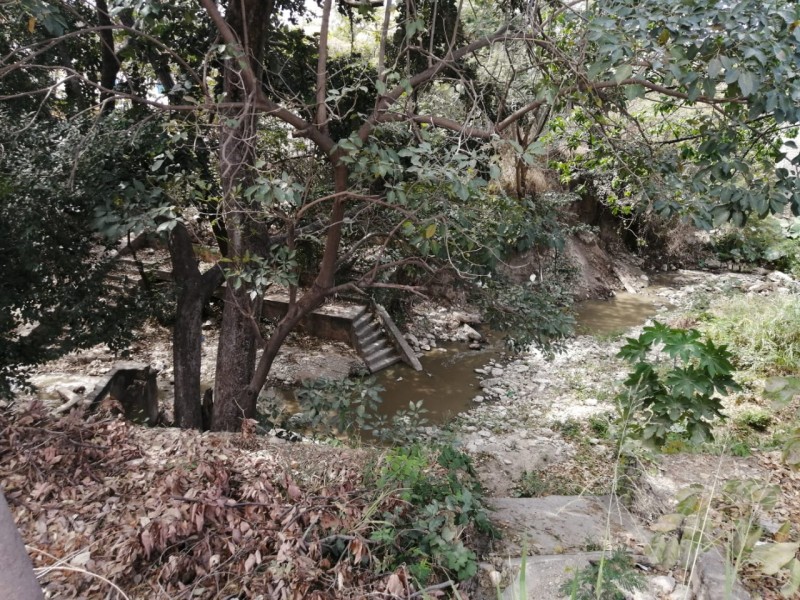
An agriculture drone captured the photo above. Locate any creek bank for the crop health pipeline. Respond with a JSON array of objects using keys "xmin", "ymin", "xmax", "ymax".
[{"xmin": 445, "ymin": 268, "xmax": 799, "ymax": 600}]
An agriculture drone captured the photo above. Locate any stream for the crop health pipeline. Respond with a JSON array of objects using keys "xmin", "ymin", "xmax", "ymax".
[{"xmin": 374, "ymin": 290, "xmax": 668, "ymax": 425}]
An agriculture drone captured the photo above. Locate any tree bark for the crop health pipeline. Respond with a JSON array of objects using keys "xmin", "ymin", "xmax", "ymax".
[
  {"xmin": 168, "ymin": 222, "xmax": 223, "ymax": 429},
  {"xmin": 0, "ymin": 491, "xmax": 43, "ymax": 600},
  {"xmin": 211, "ymin": 0, "xmax": 273, "ymax": 431},
  {"xmin": 95, "ymin": 0, "xmax": 119, "ymax": 114}
]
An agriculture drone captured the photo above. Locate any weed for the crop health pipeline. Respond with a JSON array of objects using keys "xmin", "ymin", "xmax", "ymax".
[
  {"xmin": 368, "ymin": 444, "xmax": 494, "ymax": 585},
  {"xmin": 513, "ymin": 470, "xmax": 584, "ymax": 498},
  {"xmin": 648, "ymin": 479, "xmax": 800, "ymax": 597},
  {"xmin": 729, "ymin": 441, "xmax": 752, "ymax": 457},
  {"xmin": 553, "ymin": 418, "xmax": 582, "ymax": 440},
  {"xmin": 588, "ymin": 413, "xmax": 612, "ymax": 439},
  {"xmin": 560, "ymin": 549, "xmax": 646, "ymax": 600},
  {"xmin": 734, "ymin": 409, "xmax": 773, "ymax": 432}
]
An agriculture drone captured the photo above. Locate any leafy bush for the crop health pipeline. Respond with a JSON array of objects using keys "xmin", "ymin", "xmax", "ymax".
[
  {"xmin": 616, "ymin": 322, "xmax": 739, "ymax": 446},
  {"xmin": 711, "ymin": 216, "xmax": 800, "ymax": 276},
  {"xmin": 294, "ymin": 375, "xmax": 384, "ymax": 438},
  {"xmin": 369, "ymin": 444, "xmax": 493, "ymax": 584},
  {"xmin": 701, "ymin": 295, "xmax": 800, "ymax": 376},
  {"xmin": 477, "ymin": 274, "xmax": 575, "ymax": 353}
]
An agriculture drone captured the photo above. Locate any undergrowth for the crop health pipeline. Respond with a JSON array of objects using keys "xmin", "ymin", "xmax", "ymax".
[
  {"xmin": 367, "ymin": 444, "xmax": 495, "ymax": 585},
  {"xmin": 698, "ymin": 294, "xmax": 800, "ymax": 376}
]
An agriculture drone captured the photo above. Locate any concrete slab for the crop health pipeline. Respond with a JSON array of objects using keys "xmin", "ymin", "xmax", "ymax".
[
  {"xmin": 490, "ymin": 495, "xmax": 650, "ymax": 555},
  {"xmin": 496, "ymin": 551, "xmax": 606, "ymax": 600}
]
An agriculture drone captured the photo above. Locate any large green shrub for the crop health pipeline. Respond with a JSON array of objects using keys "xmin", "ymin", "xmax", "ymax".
[{"xmin": 616, "ymin": 322, "xmax": 739, "ymax": 446}]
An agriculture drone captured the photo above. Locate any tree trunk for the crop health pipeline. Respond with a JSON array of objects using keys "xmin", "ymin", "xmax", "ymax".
[
  {"xmin": 169, "ymin": 222, "xmax": 223, "ymax": 429},
  {"xmin": 0, "ymin": 491, "xmax": 43, "ymax": 599},
  {"xmin": 211, "ymin": 0, "xmax": 272, "ymax": 431},
  {"xmin": 227, "ymin": 163, "xmax": 351, "ymax": 419}
]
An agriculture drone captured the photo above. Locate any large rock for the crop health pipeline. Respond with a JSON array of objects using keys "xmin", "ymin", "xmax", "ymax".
[{"xmin": 692, "ymin": 549, "xmax": 751, "ymax": 600}]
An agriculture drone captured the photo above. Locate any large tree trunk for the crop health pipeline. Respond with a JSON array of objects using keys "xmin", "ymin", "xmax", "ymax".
[
  {"xmin": 211, "ymin": 0, "xmax": 272, "ymax": 431},
  {"xmin": 169, "ymin": 222, "xmax": 223, "ymax": 429},
  {"xmin": 0, "ymin": 491, "xmax": 43, "ymax": 599}
]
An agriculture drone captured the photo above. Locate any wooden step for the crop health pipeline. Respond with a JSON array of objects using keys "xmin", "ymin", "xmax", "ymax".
[{"xmin": 366, "ymin": 354, "xmax": 402, "ymax": 372}]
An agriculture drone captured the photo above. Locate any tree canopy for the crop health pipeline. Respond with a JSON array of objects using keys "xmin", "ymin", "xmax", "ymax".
[{"xmin": 1, "ymin": 0, "xmax": 798, "ymax": 428}]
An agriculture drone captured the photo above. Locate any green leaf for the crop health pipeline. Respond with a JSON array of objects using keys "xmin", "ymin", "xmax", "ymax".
[
  {"xmin": 614, "ymin": 64, "xmax": 633, "ymax": 83},
  {"xmin": 708, "ymin": 57, "xmax": 722, "ymax": 79},
  {"xmin": 738, "ymin": 71, "xmax": 758, "ymax": 97},
  {"xmin": 750, "ymin": 542, "xmax": 799, "ymax": 575},
  {"xmin": 781, "ymin": 558, "xmax": 800, "ymax": 597}
]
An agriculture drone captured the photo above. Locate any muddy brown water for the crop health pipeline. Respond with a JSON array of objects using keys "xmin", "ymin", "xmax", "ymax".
[{"xmin": 374, "ymin": 291, "xmax": 667, "ymax": 424}]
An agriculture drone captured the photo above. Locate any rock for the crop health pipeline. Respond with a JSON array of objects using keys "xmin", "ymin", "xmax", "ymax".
[
  {"xmin": 692, "ymin": 549, "xmax": 751, "ymax": 600},
  {"xmin": 768, "ymin": 270, "xmax": 792, "ymax": 283},
  {"xmin": 420, "ymin": 344, "xmax": 431, "ymax": 351},
  {"xmin": 453, "ymin": 311, "xmax": 481, "ymax": 325},
  {"xmin": 650, "ymin": 574, "xmax": 676, "ymax": 595},
  {"xmin": 473, "ymin": 396, "xmax": 485, "ymax": 403},
  {"xmin": 491, "ymin": 368, "xmax": 505, "ymax": 377},
  {"xmin": 462, "ymin": 324, "xmax": 483, "ymax": 341},
  {"xmin": 585, "ymin": 397, "xmax": 598, "ymax": 406},
  {"xmin": 478, "ymin": 429, "xmax": 492, "ymax": 438},
  {"xmin": 747, "ymin": 281, "xmax": 773, "ymax": 293},
  {"xmin": 474, "ymin": 368, "xmax": 488, "ymax": 375},
  {"xmin": 405, "ymin": 333, "xmax": 420, "ymax": 346},
  {"xmin": 469, "ymin": 342, "xmax": 481, "ymax": 350},
  {"xmin": 705, "ymin": 258, "xmax": 722, "ymax": 269}
]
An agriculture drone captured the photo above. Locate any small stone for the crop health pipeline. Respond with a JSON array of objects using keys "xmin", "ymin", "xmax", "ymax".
[
  {"xmin": 474, "ymin": 368, "xmax": 488, "ymax": 375},
  {"xmin": 588, "ymin": 438, "xmax": 600, "ymax": 445},
  {"xmin": 469, "ymin": 342, "xmax": 481, "ymax": 350},
  {"xmin": 473, "ymin": 395, "xmax": 485, "ymax": 403},
  {"xmin": 585, "ymin": 397, "xmax": 598, "ymax": 406},
  {"xmin": 503, "ymin": 459, "xmax": 513, "ymax": 465},
  {"xmin": 491, "ymin": 368, "xmax": 505, "ymax": 377},
  {"xmin": 478, "ymin": 429, "xmax": 492, "ymax": 438},
  {"xmin": 768, "ymin": 270, "xmax": 792, "ymax": 282},
  {"xmin": 462, "ymin": 324, "xmax": 482, "ymax": 341},
  {"xmin": 421, "ymin": 344, "xmax": 431, "ymax": 351},
  {"xmin": 650, "ymin": 574, "xmax": 676, "ymax": 595}
]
